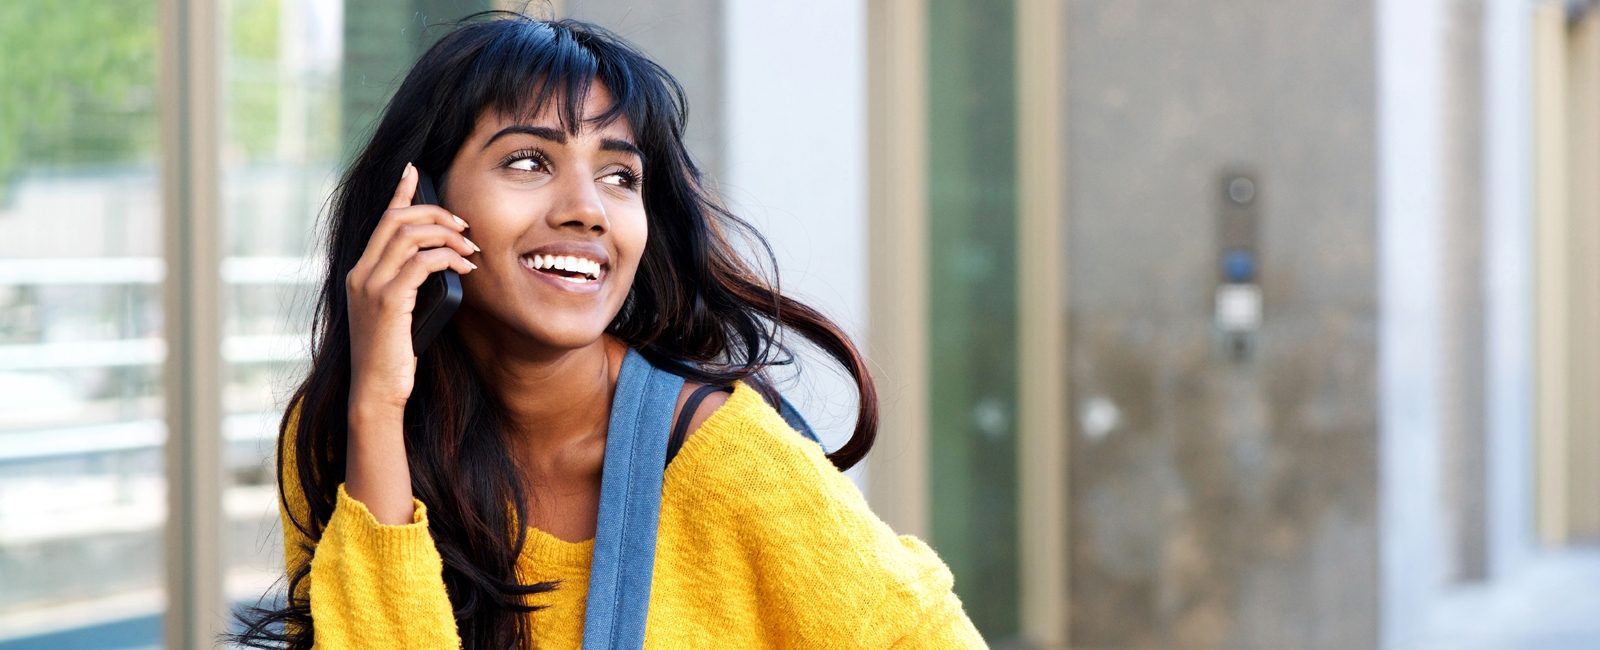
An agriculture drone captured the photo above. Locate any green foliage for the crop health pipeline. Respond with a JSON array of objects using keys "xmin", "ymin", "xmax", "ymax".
[
  {"xmin": 0, "ymin": 1, "xmax": 160, "ymax": 187},
  {"xmin": 0, "ymin": 0, "xmax": 295, "ymax": 201},
  {"xmin": 227, "ymin": 0, "xmax": 282, "ymax": 159}
]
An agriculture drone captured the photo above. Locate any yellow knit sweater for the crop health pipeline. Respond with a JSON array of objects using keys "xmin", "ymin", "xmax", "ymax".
[{"xmin": 280, "ymin": 381, "xmax": 987, "ymax": 648}]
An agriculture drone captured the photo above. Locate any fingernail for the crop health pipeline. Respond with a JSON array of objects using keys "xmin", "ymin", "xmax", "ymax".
[
  {"xmin": 453, "ymin": 214, "xmax": 468, "ymax": 229},
  {"xmin": 465, "ymin": 237, "xmax": 481, "ymax": 252},
  {"xmin": 466, "ymin": 260, "xmax": 478, "ymax": 270},
  {"xmin": 404, "ymin": 162, "xmax": 414, "ymax": 175}
]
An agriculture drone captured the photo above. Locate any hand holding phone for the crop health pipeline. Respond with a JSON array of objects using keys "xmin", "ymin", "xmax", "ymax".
[
  {"xmin": 342, "ymin": 163, "xmax": 475, "ymax": 526},
  {"xmin": 409, "ymin": 170, "xmax": 464, "ymax": 356},
  {"xmin": 344, "ymin": 163, "xmax": 476, "ymax": 412}
]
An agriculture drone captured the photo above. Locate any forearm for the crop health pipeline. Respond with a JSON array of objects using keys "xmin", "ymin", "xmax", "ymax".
[
  {"xmin": 308, "ymin": 485, "xmax": 461, "ymax": 649},
  {"xmin": 278, "ymin": 397, "xmax": 459, "ymax": 648},
  {"xmin": 345, "ymin": 395, "xmax": 415, "ymax": 525}
]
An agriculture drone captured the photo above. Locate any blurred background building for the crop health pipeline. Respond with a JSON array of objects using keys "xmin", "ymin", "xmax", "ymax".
[{"xmin": 0, "ymin": 0, "xmax": 1596, "ymax": 648}]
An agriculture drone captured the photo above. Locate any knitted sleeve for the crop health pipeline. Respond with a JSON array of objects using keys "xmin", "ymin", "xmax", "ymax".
[
  {"xmin": 691, "ymin": 394, "xmax": 988, "ymax": 648},
  {"xmin": 278, "ymin": 402, "xmax": 462, "ymax": 648}
]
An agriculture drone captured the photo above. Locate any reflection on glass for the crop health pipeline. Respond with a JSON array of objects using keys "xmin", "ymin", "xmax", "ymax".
[
  {"xmin": 219, "ymin": 0, "xmax": 345, "ymax": 613},
  {"xmin": 0, "ymin": 1, "xmax": 166, "ymax": 645},
  {"xmin": 926, "ymin": 0, "xmax": 1022, "ymax": 641}
]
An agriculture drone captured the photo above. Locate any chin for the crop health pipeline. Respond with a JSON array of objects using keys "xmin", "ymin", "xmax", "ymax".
[
  {"xmin": 530, "ymin": 331, "xmax": 607, "ymax": 352},
  {"xmin": 455, "ymin": 292, "xmax": 622, "ymax": 355},
  {"xmin": 520, "ymin": 316, "xmax": 616, "ymax": 351}
]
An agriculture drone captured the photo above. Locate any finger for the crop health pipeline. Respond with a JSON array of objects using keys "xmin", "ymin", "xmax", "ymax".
[
  {"xmin": 379, "ymin": 223, "xmax": 479, "ymax": 287},
  {"xmin": 358, "ymin": 205, "xmax": 468, "ymax": 280},
  {"xmin": 388, "ymin": 162, "xmax": 417, "ymax": 210},
  {"xmin": 370, "ymin": 223, "xmax": 480, "ymax": 286},
  {"xmin": 391, "ymin": 248, "xmax": 477, "ymax": 299}
]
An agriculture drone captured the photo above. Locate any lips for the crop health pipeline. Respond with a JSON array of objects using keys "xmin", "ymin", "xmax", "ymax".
[{"xmin": 514, "ymin": 242, "xmax": 611, "ymax": 294}]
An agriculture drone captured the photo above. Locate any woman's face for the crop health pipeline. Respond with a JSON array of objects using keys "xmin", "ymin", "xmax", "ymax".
[{"xmin": 441, "ymin": 83, "xmax": 647, "ymax": 353}]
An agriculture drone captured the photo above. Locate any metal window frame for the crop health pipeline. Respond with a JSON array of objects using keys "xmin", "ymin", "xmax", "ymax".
[
  {"xmin": 1015, "ymin": 0, "xmax": 1068, "ymax": 644},
  {"xmin": 1534, "ymin": 0, "xmax": 1600, "ymax": 547},
  {"xmin": 1546, "ymin": 1, "xmax": 1600, "ymax": 543},
  {"xmin": 158, "ymin": 0, "xmax": 225, "ymax": 646},
  {"xmin": 1567, "ymin": 0, "xmax": 1600, "ymax": 543},
  {"xmin": 866, "ymin": 0, "xmax": 932, "ymax": 540},
  {"xmin": 1535, "ymin": 0, "xmax": 1570, "ymax": 549}
]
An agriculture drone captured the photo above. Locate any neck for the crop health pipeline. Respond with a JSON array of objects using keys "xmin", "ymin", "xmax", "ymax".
[{"xmin": 456, "ymin": 326, "xmax": 624, "ymax": 480}]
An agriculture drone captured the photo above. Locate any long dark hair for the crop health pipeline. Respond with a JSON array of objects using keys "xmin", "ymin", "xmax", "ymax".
[{"xmin": 232, "ymin": 12, "xmax": 878, "ymax": 650}]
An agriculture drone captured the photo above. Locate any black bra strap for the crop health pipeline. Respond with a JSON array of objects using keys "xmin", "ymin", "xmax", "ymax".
[{"xmin": 666, "ymin": 384, "xmax": 733, "ymax": 468}]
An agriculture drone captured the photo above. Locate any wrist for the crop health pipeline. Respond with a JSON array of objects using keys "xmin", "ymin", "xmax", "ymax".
[{"xmin": 347, "ymin": 392, "xmax": 406, "ymax": 434}]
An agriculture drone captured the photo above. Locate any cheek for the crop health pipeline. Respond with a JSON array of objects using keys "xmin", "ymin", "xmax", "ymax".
[{"xmin": 613, "ymin": 209, "xmax": 650, "ymax": 273}]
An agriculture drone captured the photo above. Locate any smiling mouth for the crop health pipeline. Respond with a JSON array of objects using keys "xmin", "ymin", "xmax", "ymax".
[{"xmin": 519, "ymin": 254, "xmax": 606, "ymax": 283}]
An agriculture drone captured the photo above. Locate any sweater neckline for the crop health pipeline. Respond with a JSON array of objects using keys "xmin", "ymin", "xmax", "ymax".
[
  {"xmin": 516, "ymin": 380, "xmax": 755, "ymax": 570},
  {"xmin": 520, "ymin": 525, "xmax": 595, "ymax": 569}
]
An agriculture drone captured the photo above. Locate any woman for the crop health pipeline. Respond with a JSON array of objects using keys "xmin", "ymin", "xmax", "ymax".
[{"xmin": 236, "ymin": 12, "xmax": 984, "ymax": 649}]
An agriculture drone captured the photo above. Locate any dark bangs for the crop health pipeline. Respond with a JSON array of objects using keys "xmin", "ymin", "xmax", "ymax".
[{"xmin": 417, "ymin": 14, "xmax": 686, "ymax": 178}]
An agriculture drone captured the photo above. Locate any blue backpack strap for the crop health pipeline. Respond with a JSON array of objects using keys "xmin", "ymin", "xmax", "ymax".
[
  {"xmin": 582, "ymin": 348, "xmax": 683, "ymax": 649},
  {"xmin": 645, "ymin": 356, "xmax": 825, "ymax": 450},
  {"xmin": 777, "ymin": 392, "xmax": 824, "ymax": 448}
]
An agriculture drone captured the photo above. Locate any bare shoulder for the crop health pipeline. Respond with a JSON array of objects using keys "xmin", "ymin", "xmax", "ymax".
[{"xmin": 673, "ymin": 381, "xmax": 733, "ymax": 446}]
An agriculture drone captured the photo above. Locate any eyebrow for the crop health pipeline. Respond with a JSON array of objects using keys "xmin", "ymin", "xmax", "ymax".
[{"xmin": 481, "ymin": 124, "xmax": 643, "ymax": 159}]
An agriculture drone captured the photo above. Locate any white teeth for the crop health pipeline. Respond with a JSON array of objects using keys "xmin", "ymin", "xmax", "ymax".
[{"xmin": 521, "ymin": 253, "xmax": 603, "ymax": 280}]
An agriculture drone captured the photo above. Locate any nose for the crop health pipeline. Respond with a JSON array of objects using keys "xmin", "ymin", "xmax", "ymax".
[{"xmin": 545, "ymin": 171, "xmax": 609, "ymax": 235}]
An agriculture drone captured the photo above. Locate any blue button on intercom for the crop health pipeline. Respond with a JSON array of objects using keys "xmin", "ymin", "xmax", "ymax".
[{"xmin": 1223, "ymin": 249, "xmax": 1256, "ymax": 283}]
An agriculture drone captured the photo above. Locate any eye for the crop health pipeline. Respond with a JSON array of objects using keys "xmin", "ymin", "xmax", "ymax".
[
  {"xmin": 599, "ymin": 166, "xmax": 642, "ymax": 189},
  {"xmin": 501, "ymin": 149, "xmax": 549, "ymax": 173}
]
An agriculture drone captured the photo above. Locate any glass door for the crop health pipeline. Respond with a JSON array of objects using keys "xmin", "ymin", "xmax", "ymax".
[
  {"xmin": 925, "ymin": 0, "xmax": 1022, "ymax": 641},
  {"xmin": 0, "ymin": 2, "xmax": 168, "ymax": 646}
]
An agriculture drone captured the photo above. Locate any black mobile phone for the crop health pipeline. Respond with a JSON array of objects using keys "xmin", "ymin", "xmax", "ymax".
[{"xmin": 410, "ymin": 169, "xmax": 463, "ymax": 356}]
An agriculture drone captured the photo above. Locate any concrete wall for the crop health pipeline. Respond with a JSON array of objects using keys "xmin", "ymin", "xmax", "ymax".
[{"xmin": 1065, "ymin": 2, "xmax": 1380, "ymax": 648}]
